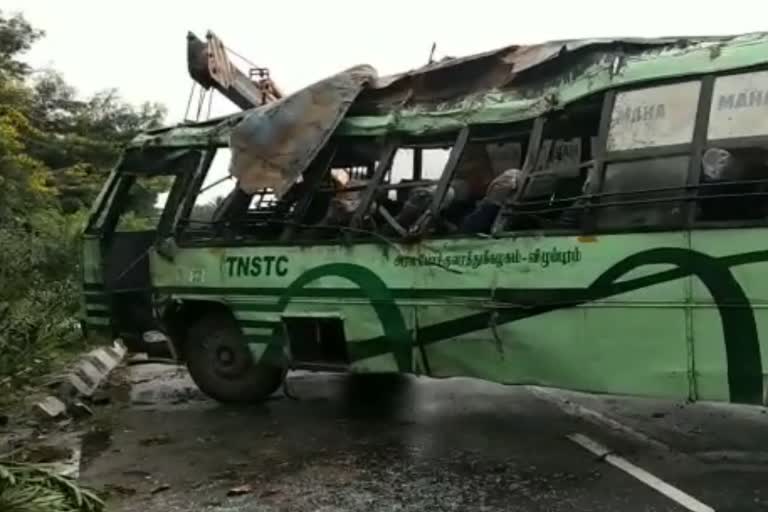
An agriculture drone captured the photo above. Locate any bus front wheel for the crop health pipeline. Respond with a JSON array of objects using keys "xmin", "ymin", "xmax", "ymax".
[{"xmin": 185, "ymin": 313, "xmax": 285, "ymax": 403}]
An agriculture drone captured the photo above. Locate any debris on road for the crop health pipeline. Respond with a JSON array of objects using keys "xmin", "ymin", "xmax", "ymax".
[
  {"xmin": 55, "ymin": 340, "xmax": 127, "ymax": 402},
  {"xmin": 226, "ymin": 483, "xmax": 253, "ymax": 496},
  {"xmin": 70, "ymin": 401, "xmax": 94, "ymax": 419},
  {"xmin": 150, "ymin": 483, "xmax": 170, "ymax": 494}
]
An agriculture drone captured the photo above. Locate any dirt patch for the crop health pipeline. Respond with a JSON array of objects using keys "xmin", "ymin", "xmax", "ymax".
[
  {"xmin": 16, "ymin": 443, "xmax": 73, "ymax": 463},
  {"xmin": 81, "ymin": 425, "xmax": 113, "ymax": 467}
]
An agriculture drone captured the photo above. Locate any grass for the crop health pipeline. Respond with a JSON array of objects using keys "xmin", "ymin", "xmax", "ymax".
[{"xmin": 0, "ymin": 461, "xmax": 104, "ymax": 512}]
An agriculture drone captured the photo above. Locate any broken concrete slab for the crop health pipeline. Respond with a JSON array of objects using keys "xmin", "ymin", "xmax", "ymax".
[
  {"xmin": 56, "ymin": 339, "xmax": 127, "ymax": 401},
  {"xmin": 34, "ymin": 396, "xmax": 67, "ymax": 420},
  {"xmin": 31, "ymin": 340, "xmax": 127, "ymax": 424}
]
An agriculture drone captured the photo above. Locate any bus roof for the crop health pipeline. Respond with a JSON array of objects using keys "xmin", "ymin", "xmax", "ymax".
[{"xmin": 131, "ymin": 31, "xmax": 768, "ymax": 148}]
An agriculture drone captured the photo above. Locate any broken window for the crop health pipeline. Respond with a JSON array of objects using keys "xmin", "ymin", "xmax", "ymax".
[
  {"xmin": 178, "ymin": 147, "xmax": 293, "ymax": 242},
  {"xmin": 380, "ymin": 146, "xmax": 453, "ymax": 235},
  {"xmin": 113, "ymin": 175, "xmax": 176, "ymax": 232},
  {"xmin": 284, "ymin": 137, "xmax": 466, "ymax": 241},
  {"xmin": 498, "ymin": 97, "xmax": 601, "ymax": 232},
  {"xmin": 377, "ymin": 135, "xmax": 517, "ymax": 238},
  {"xmin": 189, "ymin": 148, "xmax": 237, "ymax": 224}
]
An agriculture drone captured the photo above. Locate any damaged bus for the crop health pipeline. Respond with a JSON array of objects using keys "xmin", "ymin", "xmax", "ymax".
[{"xmin": 80, "ymin": 32, "xmax": 768, "ymax": 406}]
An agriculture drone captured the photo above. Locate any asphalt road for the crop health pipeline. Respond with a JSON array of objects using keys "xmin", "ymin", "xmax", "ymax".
[{"xmin": 77, "ymin": 365, "xmax": 768, "ymax": 512}]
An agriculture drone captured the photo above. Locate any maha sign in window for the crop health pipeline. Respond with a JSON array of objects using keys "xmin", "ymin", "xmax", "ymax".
[
  {"xmin": 708, "ymin": 70, "xmax": 768, "ymax": 140},
  {"xmin": 607, "ymin": 81, "xmax": 701, "ymax": 152}
]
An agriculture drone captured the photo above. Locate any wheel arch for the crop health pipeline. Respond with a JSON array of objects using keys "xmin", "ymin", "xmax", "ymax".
[{"xmin": 162, "ymin": 299, "xmax": 235, "ymax": 361}]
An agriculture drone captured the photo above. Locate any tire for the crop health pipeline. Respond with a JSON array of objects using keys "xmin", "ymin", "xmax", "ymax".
[{"xmin": 185, "ymin": 312, "xmax": 286, "ymax": 403}]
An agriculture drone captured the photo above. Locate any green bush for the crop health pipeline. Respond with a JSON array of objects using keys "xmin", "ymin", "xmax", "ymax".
[{"xmin": 0, "ymin": 212, "xmax": 87, "ymax": 389}]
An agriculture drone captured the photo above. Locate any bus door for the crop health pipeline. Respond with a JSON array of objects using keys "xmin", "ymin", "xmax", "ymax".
[{"xmin": 85, "ymin": 149, "xmax": 204, "ymax": 351}]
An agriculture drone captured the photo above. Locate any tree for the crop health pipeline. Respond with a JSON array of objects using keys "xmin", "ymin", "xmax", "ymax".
[
  {"xmin": 0, "ymin": 9, "xmax": 167, "ymax": 214},
  {"xmin": 0, "ymin": 9, "xmax": 167, "ymax": 395},
  {"xmin": 23, "ymin": 70, "xmax": 167, "ymax": 213},
  {"xmin": 0, "ymin": 9, "xmax": 42, "ymax": 80}
]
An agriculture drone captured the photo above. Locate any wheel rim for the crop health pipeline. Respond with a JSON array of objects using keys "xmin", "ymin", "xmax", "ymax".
[{"xmin": 207, "ymin": 337, "xmax": 250, "ymax": 378}]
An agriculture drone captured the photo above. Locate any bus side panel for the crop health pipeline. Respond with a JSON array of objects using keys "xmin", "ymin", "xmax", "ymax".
[
  {"xmin": 690, "ymin": 228, "xmax": 768, "ymax": 405},
  {"xmin": 151, "ymin": 244, "xmax": 423, "ymax": 372},
  {"xmin": 483, "ymin": 299, "xmax": 688, "ymax": 397},
  {"xmin": 416, "ymin": 232, "xmax": 691, "ymax": 400},
  {"xmin": 419, "ymin": 305, "xmax": 510, "ymax": 382},
  {"xmin": 152, "ymin": 232, "xmax": 698, "ymax": 401}
]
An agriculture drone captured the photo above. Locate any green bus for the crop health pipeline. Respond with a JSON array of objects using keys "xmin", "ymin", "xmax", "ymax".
[{"xmin": 80, "ymin": 33, "xmax": 768, "ymax": 406}]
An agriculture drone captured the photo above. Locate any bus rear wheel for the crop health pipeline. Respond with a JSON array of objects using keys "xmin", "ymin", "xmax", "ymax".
[{"xmin": 185, "ymin": 312, "xmax": 285, "ymax": 403}]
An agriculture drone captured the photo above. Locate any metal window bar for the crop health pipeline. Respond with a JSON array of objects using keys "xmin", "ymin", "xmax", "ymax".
[
  {"xmin": 280, "ymin": 144, "xmax": 338, "ymax": 241},
  {"xmin": 316, "ymin": 179, "xmax": 438, "ymax": 194},
  {"xmin": 428, "ymin": 127, "xmax": 471, "ymax": 220},
  {"xmin": 413, "ymin": 148, "xmax": 423, "ymax": 180},
  {"xmin": 499, "ymin": 179, "xmax": 768, "ymax": 217},
  {"xmin": 350, "ymin": 143, "xmax": 398, "ymax": 229},
  {"xmin": 686, "ymin": 76, "xmax": 715, "ymax": 228},
  {"xmin": 491, "ymin": 117, "xmax": 544, "ymax": 235},
  {"xmin": 175, "ymin": 149, "xmax": 216, "ymax": 233}
]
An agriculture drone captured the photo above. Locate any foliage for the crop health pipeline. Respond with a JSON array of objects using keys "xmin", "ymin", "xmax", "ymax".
[
  {"xmin": 0, "ymin": 462, "xmax": 104, "ymax": 512},
  {"xmin": 0, "ymin": 8, "xmax": 169, "ymax": 509},
  {"xmin": 0, "ymin": 212, "xmax": 87, "ymax": 382},
  {"xmin": 23, "ymin": 69, "xmax": 166, "ymax": 213},
  {"xmin": 0, "ymin": 10, "xmax": 42, "ymax": 80},
  {"xmin": 0, "ymin": 8, "xmax": 166, "ymax": 390}
]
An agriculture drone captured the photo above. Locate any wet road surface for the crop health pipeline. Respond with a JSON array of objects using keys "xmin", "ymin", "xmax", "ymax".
[{"xmin": 79, "ymin": 365, "xmax": 768, "ymax": 511}]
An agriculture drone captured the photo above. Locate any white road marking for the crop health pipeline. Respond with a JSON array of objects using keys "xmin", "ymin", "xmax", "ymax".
[
  {"xmin": 527, "ymin": 386, "xmax": 671, "ymax": 451},
  {"xmin": 568, "ymin": 433, "xmax": 715, "ymax": 512}
]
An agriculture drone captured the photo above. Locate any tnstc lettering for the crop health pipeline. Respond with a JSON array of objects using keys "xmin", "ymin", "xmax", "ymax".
[{"xmin": 226, "ymin": 255, "xmax": 289, "ymax": 277}]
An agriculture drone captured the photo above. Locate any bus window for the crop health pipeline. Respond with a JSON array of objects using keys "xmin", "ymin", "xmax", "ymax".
[
  {"xmin": 181, "ymin": 148, "xmax": 288, "ymax": 241},
  {"xmin": 295, "ymin": 139, "xmax": 391, "ymax": 240},
  {"xmin": 596, "ymin": 156, "xmax": 689, "ymax": 230},
  {"xmin": 303, "ymin": 141, "xmax": 457, "ymax": 240},
  {"xmin": 708, "ymin": 70, "xmax": 768, "ymax": 140},
  {"xmin": 114, "ymin": 175, "xmax": 175, "ymax": 232},
  {"xmin": 607, "ymin": 81, "xmax": 701, "ymax": 151},
  {"xmin": 189, "ymin": 148, "xmax": 237, "ymax": 224},
  {"xmin": 695, "ymin": 71, "xmax": 768, "ymax": 222},
  {"xmin": 498, "ymin": 97, "xmax": 602, "ymax": 233},
  {"xmin": 391, "ymin": 148, "xmax": 450, "ymax": 183},
  {"xmin": 486, "ymin": 141, "xmax": 522, "ymax": 175},
  {"xmin": 593, "ymin": 81, "xmax": 702, "ymax": 232}
]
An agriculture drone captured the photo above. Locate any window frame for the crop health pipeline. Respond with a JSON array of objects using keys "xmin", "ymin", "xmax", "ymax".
[
  {"xmin": 692, "ymin": 67, "xmax": 768, "ymax": 229},
  {"xmin": 88, "ymin": 150, "xmax": 204, "ymax": 243},
  {"xmin": 587, "ymin": 78, "xmax": 706, "ymax": 234},
  {"xmin": 492, "ymin": 106, "xmax": 601, "ymax": 237}
]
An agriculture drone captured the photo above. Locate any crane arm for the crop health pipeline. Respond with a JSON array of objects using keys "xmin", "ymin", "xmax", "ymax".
[{"xmin": 186, "ymin": 30, "xmax": 282, "ymax": 110}]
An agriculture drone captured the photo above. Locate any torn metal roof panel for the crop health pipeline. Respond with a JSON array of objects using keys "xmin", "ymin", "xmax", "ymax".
[{"xmin": 129, "ymin": 32, "xmax": 768, "ymax": 147}]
